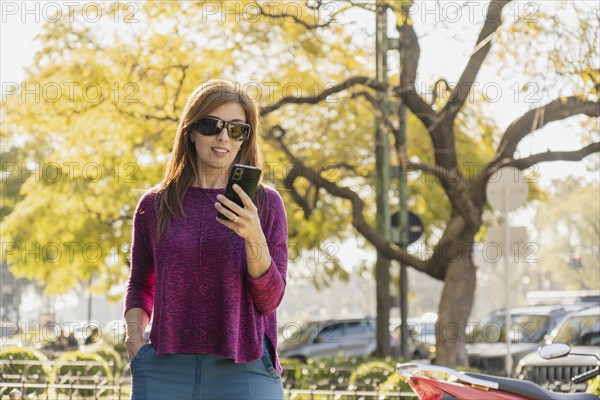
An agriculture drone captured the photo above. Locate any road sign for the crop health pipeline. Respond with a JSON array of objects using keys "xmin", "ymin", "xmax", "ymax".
[
  {"xmin": 486, "ymin": 167, "xmax": 528, "ymax": 212},
  {"xmin": 485, "ymin": 167, "xmax": 529, "ymax": 377},
  {"xmin": 487, "ymin": 225, "xmax": 528, "ymax": 249},
  {"xmin": 391, "ymin": 211, "xmax": 423, "ymax": 245}
]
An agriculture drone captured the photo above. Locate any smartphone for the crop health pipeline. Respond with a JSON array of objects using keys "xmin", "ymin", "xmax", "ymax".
[{"xmin": 217, "ymin": 164, "xmax": 262, "ymax": 221}]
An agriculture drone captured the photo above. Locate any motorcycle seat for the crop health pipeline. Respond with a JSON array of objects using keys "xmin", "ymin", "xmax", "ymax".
[{"xmin": 463, "ymin": 373, "xmax": 598, "ymax": 400}]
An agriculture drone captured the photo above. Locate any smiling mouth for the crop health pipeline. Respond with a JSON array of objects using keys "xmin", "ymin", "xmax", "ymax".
[{"xmin": 212, "ymin": 147, "xmax": 229, "ymax": 155}]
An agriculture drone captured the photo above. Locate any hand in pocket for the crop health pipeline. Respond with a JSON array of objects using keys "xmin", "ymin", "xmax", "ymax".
[{"xmin": 126, "ymin": 337, "xmax": 145, "ymax": 362}]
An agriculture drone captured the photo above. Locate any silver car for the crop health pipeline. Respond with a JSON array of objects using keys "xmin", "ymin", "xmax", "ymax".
[
  {"xmin": 466, "ymin": 304, "xmax": 586, "ymax": 376},
  {"xmin": 278, "ymin": 318, "xmax": 376, "ymax": 362},
  {"xmin": 516, "ymin": 305, "xmax": 600, "ymax": 392}
]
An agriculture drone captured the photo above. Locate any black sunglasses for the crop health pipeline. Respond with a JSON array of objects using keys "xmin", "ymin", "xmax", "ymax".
[{"xmin": 191, "ymin": 116, "xmax": 251, "ymax": 141}]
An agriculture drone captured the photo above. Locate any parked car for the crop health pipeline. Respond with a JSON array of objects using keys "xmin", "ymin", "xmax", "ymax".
[
  {"xmin": 278, "ymin": 317, "xmax": 377, "ymax": 362},
  {"xmin": 516, "ymin": 305, "xmax": 600, "ymax": 392},
  {"xmin": 390, "ymin": 313, "xmax": 438, "ymax": 346},
  {"xmin": 466, "ymin": 304, "xmax": 586, "ymax": 376},
  {"xmin": 526, "ymin": 290, "xmax": 600, "ymax": 306}
]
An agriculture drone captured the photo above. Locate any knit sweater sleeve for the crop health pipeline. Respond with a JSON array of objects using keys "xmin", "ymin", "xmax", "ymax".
[
  {"xmin": 124, "ymin": 192, "xmax": 156, "ymax": 320},
  {"xmin": 245, "ymin": 186, "xmax": 288, "ymax": 315}
]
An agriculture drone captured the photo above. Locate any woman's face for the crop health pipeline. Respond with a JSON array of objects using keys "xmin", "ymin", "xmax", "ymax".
[{"xmin": 193, "ymin": 102, "xmax": 247, "ymax": 178}]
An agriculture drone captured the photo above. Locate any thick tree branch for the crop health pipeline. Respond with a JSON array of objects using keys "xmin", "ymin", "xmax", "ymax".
[
  {"xmin": 493, "ymin": 96, "xmax": 600, "ymax": 165},
  {"xmin": 352, "ymin": 90, "xmax": 458, "ymax": 188},
  {"xmin": 477, "ymin": 142, "xmax": 600, "ymax": 184},
  {"xmin": 443, "ymin": 0, "xmax": 510, "ymax": 120},
  {"xmin": 267, "ymin": 125, "xmax": 431, "ymax": 273},
  {"xmin": 396, "ymin": 15, "xmax": 437, "ymax": 129},
  {"xmin": 283, "ymin": 165, "xmax": 316, "ymax": 219},
  {"xmin": 261, "ymin": 76, "xmax": 385, "ymax": 116},
  {"xmin": 261, "ymin": 75, "xmax": 437, "ymax": 129},
  {"xmin": 394, "ymin": 8, "xmax": 459, "ymax": 184},
  {"xmin": 397, "ymin": 18, "xmax": 419, "ymax": 90},
  {"xmin": 508, "ymin": 142, "xmax": 600, "ymax": 170},
  {"xmin": 403, "ymin": 161, "xmax": 458, "ymax": 184},
  {"xmin": 402, "ymin": 155, "xmax": 481, "ymax": 229}
]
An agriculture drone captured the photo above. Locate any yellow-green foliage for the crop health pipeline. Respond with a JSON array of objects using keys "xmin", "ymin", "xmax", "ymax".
[
  {"xmin": 587, "ymin": 376, "xmax": 600, "ymax": 396},
  {"xmin": 0, "ymin": 347, "xmax": 50, "ymax": 396},
  {"xmin": 379, "ymin": 373, "xmax": 416, "ymax": 399},
  {"xmin": 53, "ymin": 351, "xmax": 111, "ymax": 397},
  {"xmin": 280, "ymin": 357, "xmax": 304, "ymax": 386},
  {"xmin": 281, "ymin": 355, "xmax": 387, "ymax": 390},
  {"xmin": 92, "ymin": 345, "xmax": 123, "ymax": 375},
  {"xmin": 348, "ymin": 361, "xmax": 395, "ymax": 391}
]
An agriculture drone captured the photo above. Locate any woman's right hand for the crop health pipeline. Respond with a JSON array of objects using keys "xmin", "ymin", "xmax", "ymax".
[
  {"xmin": 124, "ymin": 308, "xmax": 150, "ymax": 362},
  {"xmin": 125, "ymin": 335, "xmax": 145, "ymax": 362}
]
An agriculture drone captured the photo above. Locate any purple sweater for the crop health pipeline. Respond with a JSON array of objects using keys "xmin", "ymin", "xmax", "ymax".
[{"xmin": 124, "ymin": 185, "xmax": 288, "ymax": 373}]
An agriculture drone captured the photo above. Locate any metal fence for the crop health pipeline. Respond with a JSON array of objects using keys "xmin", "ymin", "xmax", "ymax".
[
  {"xmin": 1, "ymin": 383, "xmax": 417, "ymax": 400},
  {"xmin": 1, "ymin": 381, "xmax": 128, "ymax": 400},
  {"xmin": 1, "ymin": 359, "xmax": 120, "ymax": 377},
  {"xmin": 1, "ymin": 359, "xmax": 417, "ymax": 400}
]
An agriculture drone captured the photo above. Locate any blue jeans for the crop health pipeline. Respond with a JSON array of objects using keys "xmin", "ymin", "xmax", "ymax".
[{"xmin": 130, "ymin": 338, "xmax": 283, "ymax": 399}]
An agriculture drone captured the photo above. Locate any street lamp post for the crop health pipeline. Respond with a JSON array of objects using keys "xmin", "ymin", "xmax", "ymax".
[
  {"xmin": 374, "ymin": 0, "xmax": 392, "ymax": 357},
  {"xmin": 375, "ymin": 0, "xmax": 410, "ymax": 358},
  {"xmin": 486, "ymin": 167, "xmax": 529, "ymax": 376}
]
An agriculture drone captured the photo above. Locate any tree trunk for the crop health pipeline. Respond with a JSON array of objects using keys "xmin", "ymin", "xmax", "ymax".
[
  {"xmin": 434, "ymin": 239, "xmax": 477, "ymax": 366},
  {"xmin": 375, "ymin": 254, "xmax": 391, "ymax": 356}
]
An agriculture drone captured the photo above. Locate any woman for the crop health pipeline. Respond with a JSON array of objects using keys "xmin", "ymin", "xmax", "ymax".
[{"xmin": 124, "ymin": 80, "xmax": 288, "ymax": 399}]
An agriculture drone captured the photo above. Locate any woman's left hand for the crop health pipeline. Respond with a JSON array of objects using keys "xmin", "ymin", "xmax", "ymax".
[{"xmin": 215, "ymin": 184, "xmax": 263, "ymax": 241}]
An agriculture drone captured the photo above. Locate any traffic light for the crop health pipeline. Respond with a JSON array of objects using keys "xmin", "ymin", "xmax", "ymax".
[{"xmin": 568, "ymin": 255, "xmax": 582, "ymax": 269}]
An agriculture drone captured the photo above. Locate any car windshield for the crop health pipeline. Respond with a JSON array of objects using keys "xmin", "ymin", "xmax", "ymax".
[
  {"xmin": 553, "ymin": 315, "xmax": 600, "ymax": 346},
  {"xmin": 470, "ymin": 314, "xmax": 549, "ymax": 343}
]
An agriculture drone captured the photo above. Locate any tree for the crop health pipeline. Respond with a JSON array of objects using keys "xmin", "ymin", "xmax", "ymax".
[
  {"xmin": 534, "ymin": 177, "xmax": 600, "ymax": 290},
  {"xmin": 1, "ymin": 1, "xmax": 365, "ymax": 293},
  {"xmin": 257, "ymin": 0, "xmax": 599, "ymax": 366},
  {"xmin": 1, "ymin": 1, "xmax": 598, "ymax": 367}
]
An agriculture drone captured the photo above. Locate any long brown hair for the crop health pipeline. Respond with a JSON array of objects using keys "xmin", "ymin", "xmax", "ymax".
[{"xmin": 152, "ymin": 80, "xmax": 263, "ymax": 240}]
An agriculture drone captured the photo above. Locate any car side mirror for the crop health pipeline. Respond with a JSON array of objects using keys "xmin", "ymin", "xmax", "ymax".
[
  {"xmin": 314, "ymin": 336, "xmax": 324, "ymax": 344},
  {"xmin": 539, "ymin": 343, "xmax": 571, "ymax": 360}
]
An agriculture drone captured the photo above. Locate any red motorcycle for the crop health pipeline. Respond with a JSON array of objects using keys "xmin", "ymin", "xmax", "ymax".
[{"xmin": 397, "ymin": 344, "xmax": 599, "ymax": 400}]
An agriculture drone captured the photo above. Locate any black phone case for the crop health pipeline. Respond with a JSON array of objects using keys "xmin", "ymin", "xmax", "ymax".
[{"xmin": 217, "ymin": 164, "xmax": 262, "ymax": 220}]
